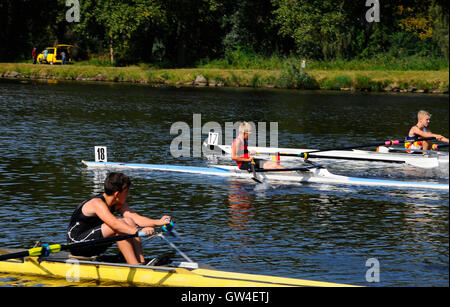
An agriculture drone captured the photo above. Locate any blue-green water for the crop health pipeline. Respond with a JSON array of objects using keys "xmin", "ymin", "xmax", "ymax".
[{"xmin": 0, "ymin": 79, "xmax": 448, "ymax": 286}]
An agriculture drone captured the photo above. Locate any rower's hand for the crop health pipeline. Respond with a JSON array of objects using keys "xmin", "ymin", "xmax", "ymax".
[
  {"xmin": 442, "ymin": 137, "xmax": 449, "ymax": 143},
  {"xmin": 140, "ymin": 227, "xmax": 155, "ymax": 236},
  {"xmin": 437, "ymin": 135, "xmax": 449, "ymax": 143},
  {"xmin": 159, "ymin": 215, "xmax": 172, "ymax": 226}
]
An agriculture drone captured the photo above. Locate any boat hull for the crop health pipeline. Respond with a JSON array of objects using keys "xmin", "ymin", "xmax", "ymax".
[
  {"xmin": 0, "ymin": 249, "xmax": 352, "ymax": 287},
  {"xmin": 81, "ymin": 161, "xmax": 449, "ymax": 190},
  {"xmin": 205, "ymin": 144, "xmax": 449, "ymax": 168}
]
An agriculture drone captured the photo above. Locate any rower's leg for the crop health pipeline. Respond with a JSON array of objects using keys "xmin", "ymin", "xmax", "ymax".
[
  {"xmin": 423, "ymin": 140, "xmax": 432, "ymax": 151},
  {"xmin": 263, "ymin": 161, "xmax": 285, "ymax": 169},
  {"xmin": 117, "ymin": 238, "xmax": 141, "ymax": 264},
  {"xmin": 119, "ymin": 217, "xmax": 146, "ymax": 263},
  {"xmin": 101, "ymin": 218, "xmax": 145, "ymax": 264},
  {"xmin": 129, "ymin": 237, "xmax": 145, "ymax": 263}
]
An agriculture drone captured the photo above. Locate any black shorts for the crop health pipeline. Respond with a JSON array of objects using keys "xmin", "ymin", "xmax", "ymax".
[
  {"xmin": 239, "ymin": 159, "xmax": 265, "ymax": 171},
  {"xmin": 68, "ymin": 226, "xmax": 113, "ymax": 257}
]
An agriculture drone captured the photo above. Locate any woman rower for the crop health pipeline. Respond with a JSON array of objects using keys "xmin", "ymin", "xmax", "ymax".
[{"xmin": 231, "ymin": 122, "xmax": 284, "ymax": 170}]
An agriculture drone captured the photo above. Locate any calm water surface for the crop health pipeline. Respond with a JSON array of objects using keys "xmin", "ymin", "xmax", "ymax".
[{"xmin": 0, "ymin": 79, "xmax": 448, "ymax": 287}]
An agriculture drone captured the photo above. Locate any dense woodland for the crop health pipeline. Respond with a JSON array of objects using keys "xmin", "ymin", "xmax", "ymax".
[{"xmin": 0, "ymin": 0, "xmax": 448, "ymax": 67}]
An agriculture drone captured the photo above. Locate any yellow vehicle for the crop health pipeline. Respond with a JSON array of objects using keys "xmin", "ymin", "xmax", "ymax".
[{"xmin": 37, "ymin": 44, "xmax": 73, "ymax": 65}]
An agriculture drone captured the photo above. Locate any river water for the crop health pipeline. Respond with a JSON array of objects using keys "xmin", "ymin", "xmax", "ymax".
[{"xmin": 0, "ymin": 79, "xmax": 448, "ymax": 287}]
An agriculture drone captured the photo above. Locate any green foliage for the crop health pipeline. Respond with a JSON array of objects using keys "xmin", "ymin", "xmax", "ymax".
[
  {"xmin": 322, "ymin": 75, "xmax": 352, "ymax": 89},
  {"xmin": 160, "ymin": 72, "xmax": 169, "ymax": 80},
  {"xmin": 250, "ymin": 73, "xmax": 261, "ymax": 87},
  {"xmin": 353, "ymin": 75, "xmax": 372, "ymax": 90},
  {"xmin": 430, "ymin": 1, "xmax": 449, "ymax": 59},
  {"xmin": 197, "ymin": 48, "xmax": 287, "ymax": 69},
  {"xmin": 214, "ymin": 75, "xmax": 226, "ymax": 85},
  {"xmin": 277, "ymin": 62, "xmax": 318, "ymax": 89},
  {"xmin": 0, "ymin": 0, "xmax": 448, "ymax": 67},
  {"xmin": 272, "ymin": 0, "xmax": 351, "ymax": 59},
  {"xmin": 198, "ymin": 50, "xmax": 449, "ymax": 71},
  {"xmin": 73, "ymin": 0, "xmax": 165, "ymax": 65}
]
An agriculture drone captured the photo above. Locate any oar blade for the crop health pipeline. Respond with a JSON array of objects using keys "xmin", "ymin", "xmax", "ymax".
[
  {"xmin": 405, "ymin": 158, "xmax": 439, "ymax": 169},
  {"xmin": 250, "ymin": 161, "xmax": 263, "ymax": 183},
  {"xmin": 252, "ymin": 177, "xmax": 263, "ymax": 183}
]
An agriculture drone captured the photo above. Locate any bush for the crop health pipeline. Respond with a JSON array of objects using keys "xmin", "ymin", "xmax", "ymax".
[
  {"xmin": 278, "ymin": 62, "xmax": 319, "ymax": 89},
  {"xmin": 353, "ymin": 75, "xmax": 373, "ymax": 90},
  {"xmin": 250, "ymin": 73, "xmax": 261, "ymax": 87},
  {"xmin": 322, "ymin": 75, "xmax": 352, "ymax": 89}
]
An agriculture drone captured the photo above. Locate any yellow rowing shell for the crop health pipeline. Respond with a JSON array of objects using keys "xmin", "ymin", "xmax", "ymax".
[{"xmin": 0, "ymin": 249, "xmax": 357, "ymax": 287}]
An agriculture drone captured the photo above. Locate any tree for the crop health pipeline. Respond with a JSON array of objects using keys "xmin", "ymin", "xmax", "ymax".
[
  {"xmin": 221, "ymin": 0, "xmax": 285, "ymax": 56},
  {"xmin": 430, "ymin": 0, "xmax": 449, "ymax": 58},
  {"xmin": 0, "ymin": 0, "xmax": 65, "ymax": 61},
  {"xmin": 157, "ymin": 0, "xmax": 226, "ymax": 66},
  {"xmin": 271, "ymin": 0, "xmax": 351, "ymax": 59},
  {"xmin": 73, "ymin": 0, "xmax": 165, "ymax": 65},
  {"xmin": 1, "ymin": 0, "xmax": 448, "ymax": 64}
]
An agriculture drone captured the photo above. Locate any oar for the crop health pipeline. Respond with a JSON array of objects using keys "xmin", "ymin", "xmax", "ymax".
[
  {"xmin": 157, "ymin": 233, "xmax": 194, "ymax": 263},
  {"xmin": 384, "ymin": 145, "xmax": 448, "ymax": 153},
  {"xmin": 157, "ymin": 220, "xmax": 194, "ymax": 263},
  {"xmin": 432, "ymin": 144, "xmax": 449, "ymax": 150},
  {"xmin": 275, "ymin": 137, "xmax": 438, "ymax": 159},
  {"xmin": 253, "ymin": 165, "xmax": 320, "ymax": 173},
  {"xmin": 250, "ymin": 159, "xmax": 263, "ymax": 183},
  {"xmin": 0, "ymin": 231, "xmax": 149, "ymax": 261}
]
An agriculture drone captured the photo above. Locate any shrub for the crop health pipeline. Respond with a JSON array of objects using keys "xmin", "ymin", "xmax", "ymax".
[
  {"xmin": 322, "ymin": 75, "xmax": 352, "ymax": 89},
  {"xmin": 353, "ymin": 75, "xmax": 373, "ymax": 90}
]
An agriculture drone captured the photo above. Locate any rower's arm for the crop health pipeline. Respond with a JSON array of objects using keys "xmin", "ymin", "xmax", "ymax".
[
  {"xmin": 121, "ymin": 204, "xmax": 171, "ymax": 228},
  {"xmin": 92, "ymin": 200, "xmax": 138, "ymax": 235},
  {"xmin": 411, "ymin": 126, "xmax": 446, "ymax": 141},
  {"xmin": 231, "ymin": 138, "xmax": 251, "ymax": 162}
]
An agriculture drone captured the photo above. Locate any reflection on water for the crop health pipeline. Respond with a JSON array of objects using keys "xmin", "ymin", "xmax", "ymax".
[
  {"xmin": 0, "ymin": 273, "xmax": 130, "ymax": 287},
  {"xmin": 227, "ymin": 182, "xmax": 253, "ymax": 231},
  {"xmin": 0, "ymin": 79, "xmax": 448, "ymax": 286}
]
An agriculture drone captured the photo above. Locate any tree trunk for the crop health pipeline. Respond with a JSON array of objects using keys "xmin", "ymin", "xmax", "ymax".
[
  {"xmin": 110, "ymin": 35, "xmax": 114, "ymax": 64},
  {"xmin": 176, "ymin": 21, "xmax": 186, "ymax": 67}
]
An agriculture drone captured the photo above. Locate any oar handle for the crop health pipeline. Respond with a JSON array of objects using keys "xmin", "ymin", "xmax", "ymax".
[
  {"xmin": 137, "ymin": 231, "xmax": 149, "ymax": 237},
  {"xmin": 432, "ymin": 144, "xmax": 449, "ymax": 150},
  {"xmin": 162, "ymin": 220, "xmax": 174, "ymax": 233}
]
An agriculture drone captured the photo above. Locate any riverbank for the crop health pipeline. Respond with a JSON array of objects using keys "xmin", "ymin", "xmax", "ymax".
[{"xmin": 0, "ymin": 63, "xmax": 448, "ymax": 94}]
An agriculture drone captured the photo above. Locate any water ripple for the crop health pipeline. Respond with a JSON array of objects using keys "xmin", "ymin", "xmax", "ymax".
[{"xmin": 0, "ymin": 80, "xmax": 448, "ymax": 286}]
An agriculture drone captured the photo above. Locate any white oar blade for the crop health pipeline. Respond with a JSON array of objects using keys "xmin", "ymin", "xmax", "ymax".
[{"xmin": 405, "ymin": 158, "xmax": 439, "ymax": 169}]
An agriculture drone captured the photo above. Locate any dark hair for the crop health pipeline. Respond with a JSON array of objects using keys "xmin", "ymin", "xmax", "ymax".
[{"xmin": 104, "ymin": 172, "xmax": 131, "ymax": 195}]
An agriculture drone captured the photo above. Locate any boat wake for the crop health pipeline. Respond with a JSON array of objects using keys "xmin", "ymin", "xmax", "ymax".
[{"xmin": 253, "ymin": 182, "xmax": 274, "ymax": 192}]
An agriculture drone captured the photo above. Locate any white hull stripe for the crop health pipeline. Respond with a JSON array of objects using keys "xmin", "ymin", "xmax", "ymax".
[{"xmin": 81, "ymin": 161, "xmax": 449, "ymax": 190}]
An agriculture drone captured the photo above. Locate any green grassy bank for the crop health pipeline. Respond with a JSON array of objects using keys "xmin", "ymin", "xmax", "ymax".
[{"xmin": 0, "ymin": 63, "xmax": 448, "ymax": 94}]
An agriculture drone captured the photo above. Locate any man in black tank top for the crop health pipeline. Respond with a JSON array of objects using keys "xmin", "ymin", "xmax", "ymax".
[{"xmin": 67, "ymin": 172, "xmax": 171, "ymax": 265}]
